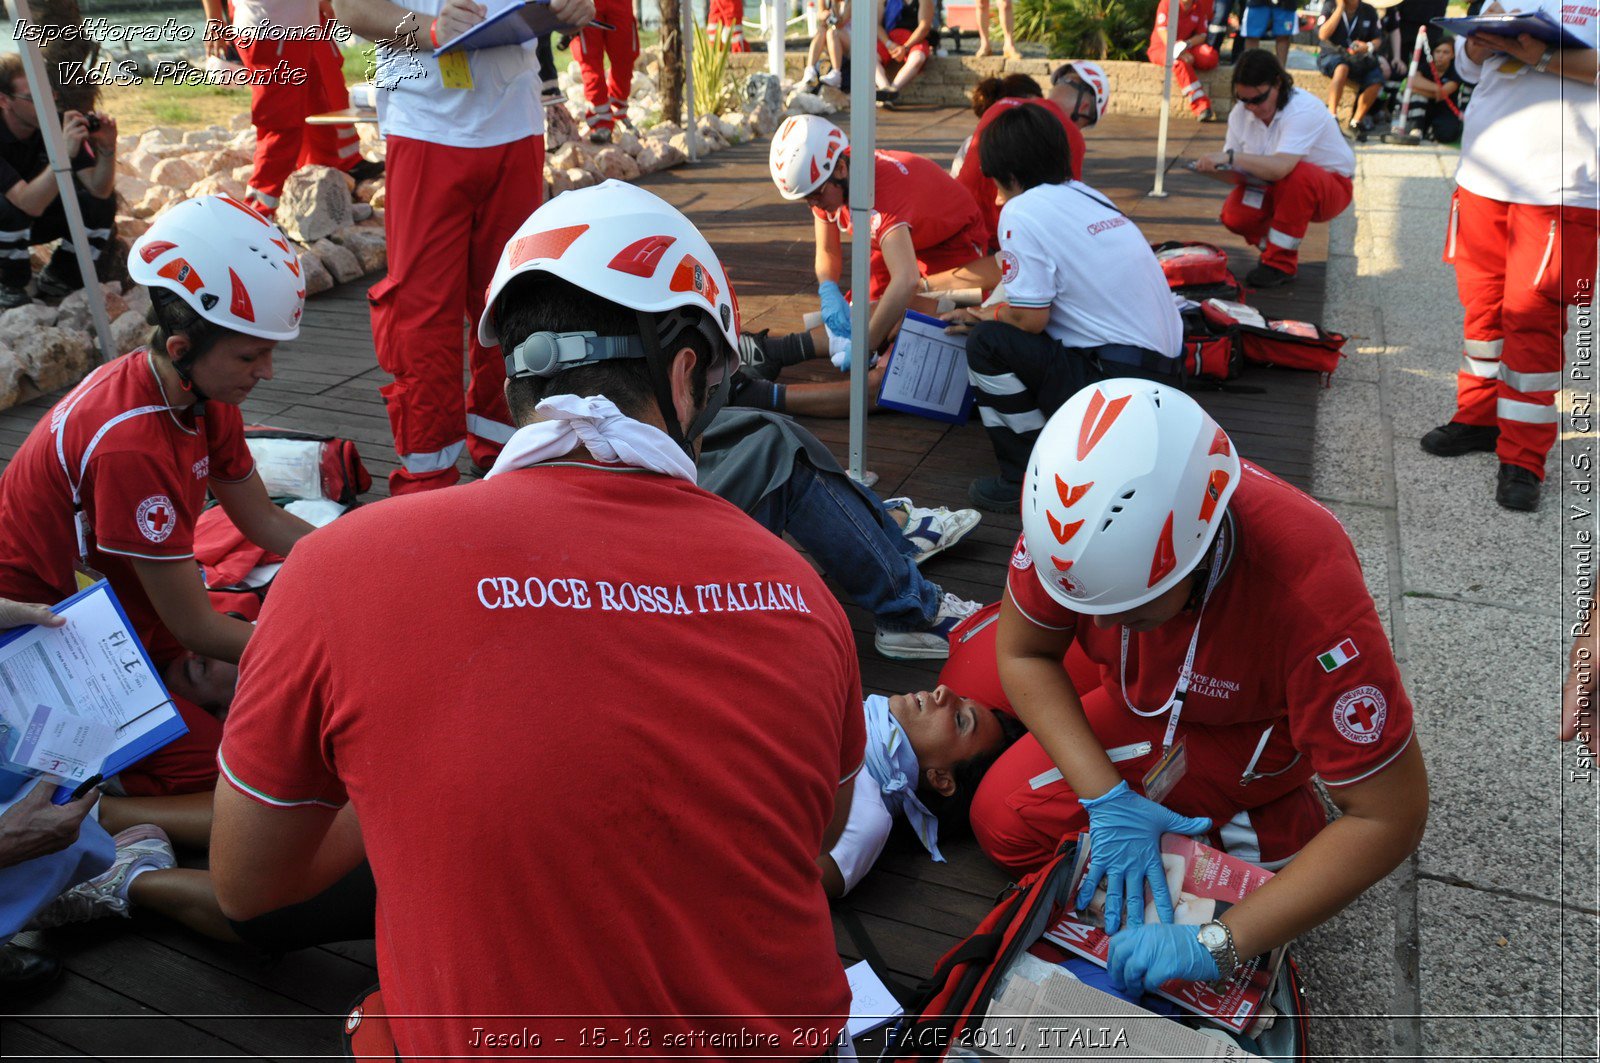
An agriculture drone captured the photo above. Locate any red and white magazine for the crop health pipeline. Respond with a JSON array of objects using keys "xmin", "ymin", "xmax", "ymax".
[{"xmin": 1041, "ymin": 834, "xmax": 1286, "ymax": 1036}]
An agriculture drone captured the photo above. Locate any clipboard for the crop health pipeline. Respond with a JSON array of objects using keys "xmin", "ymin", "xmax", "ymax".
[
  {"xmin": 1430, "ymin": 10, "xmax": 1591, "ymax": 50},
  {"xmin": 432, "ymin": 0, "xmax": 586, "ymax": 55},
  {"xmin": 876, "ymin": 310, "xmax": 977, "ymax": 425},
  {"xmin": 0, "ymin": 581, "xmax": 187, "ymax": 804}
]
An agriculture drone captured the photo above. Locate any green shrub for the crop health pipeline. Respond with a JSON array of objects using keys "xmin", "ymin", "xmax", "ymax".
[
  {"xmin": 691, "ymin": 24, "xmax": 740, "ymax": 116},
  {"xmin": 1013, "ymin": 0, "xmax": 1160, "ymax": 60}
]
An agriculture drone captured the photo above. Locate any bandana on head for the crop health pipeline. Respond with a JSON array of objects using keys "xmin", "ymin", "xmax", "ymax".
[
  {"xmin": 861, "ymin": 695, "xmax": 945, "ymax": 862},
  {"xmin": 485, "ymin": 394, "xmax": 697, "ymax": 483}
]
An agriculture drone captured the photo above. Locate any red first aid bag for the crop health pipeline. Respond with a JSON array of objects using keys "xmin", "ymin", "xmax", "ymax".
[
  {"xmin": 1200, "ymin": 299, "xmax": 1346, "ymax": 380},
  {"xmin": 1179, "ymin": 306, "xmax": 1245, "ymax": 383},
  {"xmin": 244, "ymin": 426, "xmax": 372, "ymax": 507},
  {"xmin": 1152, "ymin": 241, "xmax": 1243, "ymax": 300}
]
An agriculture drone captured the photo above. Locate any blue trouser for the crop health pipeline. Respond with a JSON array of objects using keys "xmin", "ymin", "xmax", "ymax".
[
  {"xmin": 0, "ymin": 769, "xmax": 115, "ymax": 939},
  {"xmin": 1207, "ymin": 0, "xmax": 1235, "ymax": 50},
  {"xmin": 748, "ymin": 459, "xmax": 940, "ymax": 632}
]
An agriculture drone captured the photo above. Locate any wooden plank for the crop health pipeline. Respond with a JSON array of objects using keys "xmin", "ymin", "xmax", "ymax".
[{"xmin": 10, "ymin": 971, "xmax": 257, "ymax": 1061}]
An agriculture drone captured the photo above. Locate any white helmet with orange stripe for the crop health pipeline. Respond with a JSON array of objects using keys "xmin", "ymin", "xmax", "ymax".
[
  {"xmin": 768, "ymin": 115, "xmax": 849, "ymax": 200},
  {"xmin": 128, "ymin": 194, "xmax": 306, "ymax": 342},
  {"xmin": 1020, "ymin": 380, "xmax": 1240, "ymax": 614}
]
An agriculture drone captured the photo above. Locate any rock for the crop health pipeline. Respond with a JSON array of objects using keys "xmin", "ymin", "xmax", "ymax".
[
  {"xmin": 668, "ymin": 132, "xmax": 694, "ymax": 158},
  {"xmin": 56, "ymin": 283, "xmax": 127, "ymax": 335},
  {"xmin": 229, "ymin": 112, "xmax": 253, "ymax": 131},
  {"xmin": 131, "ymin": 185, "xmax": 182, "ymax": 220},
  {"xmin": 181, "ymin": 128, "xmax": 220, "ymax": 148},
  {"xmin": 592, "ymin": 146, "xmax": 640, "ymax": 181},
  {"xmin": 744, "ymin": 72, "xmax": 784, "ymax": 114},
  {"xmin": 354, "ymin": 178, "xmax": 383, "ymax": 203},
  {"xmin": 650, "ymin": 121, "xmax": 684, "ymax": 142},
  {"xmin": 112, "ymin": 309, "xmax": 151, "ymax": 353},
  {"xmin": 647, "ymin": 137, "xmax": 686, "ymax": 169},
  {"xmin": 294, "ymin": 245, "xmax": 334, "ymax": 295},
  {"xmin": 549, "ymin": 141, "xmax": 592, "ymax": 173},
  {"xmin": 748, "ymin": 100, "xmax": 780, "ymax": 138},
  {"xmin": 115, "ymin": 175, "xmax": 152, "ymax": 209},
  {"xmin": 122, "ymin": 285, "xmax": 152, "ymax": 319},
  {"xmin": 0, "ymin": 343, "xmax": 22, "ymax": 411},
  {"xmin": 13, "ymin": 326, "xmax": 93, "ymax": 392},
  {"xmin": 785, "ymin": 89, "xmax": 835, "ymax": 115},
  {"xmin": 545, "ymin": 101, "xmax": 581, "ymax": 152},
  {"xmin": 116, "ymin": 214, "xmax": 150, "ymax": 241},
  {"xmin": 1, "ymin": 303, "xmax": 59, "ymax": 333},
  {"xmin": 614, "ymin": 125, "xmax": 641, "ymax": 157},
  {"xmin": 330, "ymin": 226, "xmax": 386, "ymax": 273},
  {"xmin": 116, "ymin": 134, "xmax": 138, "ymax": 155},
  {"xmin": 351, "ymin": 202, "xmax": 373, "ymax": 223},
  {"xmin": 138, "ymin": 127, "xmax": 182, "ymax": 149},
  {"xmin": 151, "ymin": 156, "xmax": 202, "ymax": 190},
  {"xmin": 564, "ymin": 166, "xmax": 596, "ymax": 190},
  {"xmin": 546, "ymin": 166, "xmax": 573, "ymax": 195},
  {"xmin": 277, "ymin": 165, "xmax": 353, "ymax": 244},
  {"xmin": 228, "ymin": 129, "xmax": 257, "ymax": 153},
  {"xmin": 630, "ymin": 71, "xmax": 658, "ymax": 98},
  {"xmin": 202, "ymin": 147, "xmax": 253, "ymax": 176},
  {"xmin": 187, "ymin": 174, "xmax": 248, "ymax": 201},
  {"xmin": 694, "ymin": 114, "xmax": 729, "ymax": 149},
  {"xmin": 232, "ymin": 165, "xmax": 255, "ymax": 185},
  {"xmin": 310, "ymin": 238, "xmax": 363, "ymax": 284},
  {"xmin": 720, "ymin": 112, "xmax": 752, "ymax": 144},
  {"xmin": 115, "ymin": 154, "xmax": 138, "ymax": 179},
  {"xmin": 370, "ymin": 186, "xmax": 386, "ymax": 210},
  {"xmin": 124, "ymin": 148, "xmax": 161, "ymax": 181}
]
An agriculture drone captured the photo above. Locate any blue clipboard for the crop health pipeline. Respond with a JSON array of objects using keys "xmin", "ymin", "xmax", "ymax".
[
  {"xmin": 875, "ymin": 309, "xmax": 978, "ymax": 426},
  {"xmin": 0, "ymin": 581, "xmax": 187, "ymax": 804},
  {"xmin": 1430, "ymin": 11, "xmax": 1592, "ymax": 50},
  {"xmin": 432, "ymin": 0, "xmax": 584, "ymax": 55}
]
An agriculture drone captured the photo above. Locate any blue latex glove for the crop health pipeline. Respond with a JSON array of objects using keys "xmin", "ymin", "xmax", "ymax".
[
  {"xmin": 1105, "ymin": 922, "xmax": 1220, "ymax": 996},
  {"xmin": 1076, "ymin": 780, "xmax": 1212, "ymax": 934},
  {"xmin": 818, "ymin": 281, "xmax": 852, "ymax": 340}
]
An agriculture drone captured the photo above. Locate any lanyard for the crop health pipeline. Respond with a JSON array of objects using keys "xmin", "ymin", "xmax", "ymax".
[{"xmin": 1118, "ymin": 532, "xmax": 1228, "ymax": 750}]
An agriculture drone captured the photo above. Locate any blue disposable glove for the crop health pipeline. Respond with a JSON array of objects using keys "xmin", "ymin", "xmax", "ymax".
[
  {"xmin": 1105, "ymin": 922, "xmax": 1220, "ymax": 996},
  {"xmin": 1076, "ymin": 780, "xmax": 1212, "ymax": 934},
  {"xmin": 818, "ymin": 281, "xmax": 852, "ymax": 340}
]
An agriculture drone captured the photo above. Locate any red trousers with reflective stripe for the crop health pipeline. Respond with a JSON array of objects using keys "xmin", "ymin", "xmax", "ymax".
[
  {"xmin": 236, "ymin": 35, "xmax": 359, "ymax": 201},
  {"xmin": 573, "ymin": 0, "xmax": 639, "ymax": 130},
  {"xmin": 1220, "ymin": 161, "xmax": 1352, "ymax": 274},
  {"xmin": 369, "ymin": 135, "xmax": 543, "ymax": 494},
  {"xmin": 1446, "ymin": 185, "xmax": 1599, "ymax": 477},
  {"xmin": 970, "ymin": 686, "xmax": 1327, "ymax": 876},
  {"xmin": 1147, "ymin": 43, "xmax": 1218, "ymax": 115},
  {"xmin": 707, "ymin": 0, "xmax": 749, "ymax": 50}
]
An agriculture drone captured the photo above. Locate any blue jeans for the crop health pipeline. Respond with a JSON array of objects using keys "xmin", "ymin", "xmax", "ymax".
[{"xmin": 749, "ymin": 460, "xmax": 940, "ymax": 632}]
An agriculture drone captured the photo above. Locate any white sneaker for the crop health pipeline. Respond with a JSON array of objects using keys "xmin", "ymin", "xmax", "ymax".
[
  {"xmin": 875, "ymin": 592, "xmax": 983, "ymax": 660},
  {"xmin": 819, "ymin": 68, "xmax": 844, "ymax": 89},
  {"xmin": 800, "ymin": 63, "xmax": 821, "ymax": 89},
  {"xmin": 26, "ymin": 824, "xmax": 175, "ymax": 929},
  {"xmin": 884, "ymin": 497, "xmax": 982, "ymax": 564}
]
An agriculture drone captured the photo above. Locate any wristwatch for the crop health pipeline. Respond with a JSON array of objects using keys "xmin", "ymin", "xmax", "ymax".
[
  {"xmin": 1534, "ymin": 46, "xmax": 1556, "ymax": 73},
  {"xmin": 1225, "ymin": 149, "xmax": 1235, "ymax": 167},
  {"xmin": 1197, "ymin": 921, "xmax": 1240, "ymax": 989}
]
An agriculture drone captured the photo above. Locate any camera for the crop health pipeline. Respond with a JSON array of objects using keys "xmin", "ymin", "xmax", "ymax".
[{"xmin": 84, "ymin": 114, "xmax": 100, "ymax": 132}]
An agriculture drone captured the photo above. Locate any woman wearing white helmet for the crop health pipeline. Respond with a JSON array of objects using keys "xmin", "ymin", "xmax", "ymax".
[
  {"xmin": 0, "ymin": 194, "xmax": 315, "ymax": 798},
  {"xmin": 971, "ymin": 378, "xmax": 1429, "ymax": 998}
]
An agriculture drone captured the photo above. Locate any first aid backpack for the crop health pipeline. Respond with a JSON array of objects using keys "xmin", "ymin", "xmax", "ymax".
[
  {"xmin": 1152, "ymin": 241, "xmax": 1245, "ymax": 301},
  {"xmin": 244, "ymin": 426, "xmax": 372, "ymax": 506},
  {"xmin": 882, "ymin": 843, "xmax": 1311, "ymax": 1062},
  {"xmin": 1200, "ymin": 300, "xmax": 1347, "ymax": 382}
]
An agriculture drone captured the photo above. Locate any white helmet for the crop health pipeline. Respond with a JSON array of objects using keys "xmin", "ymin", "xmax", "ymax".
[
  {"xmin": 1020, "ymin": 380, "xmax": 1240, "ymax": 615},
  {"xmin": 129, "ymin": 194, "xmax": 305, "ymax": 342},
  {"xmin": 1054, "ymin": 61, "xmax": 1111, "ymax": 124},
  {"xmin": 768, "ymin": 115, "xmax": 849, "ymax": 200}
]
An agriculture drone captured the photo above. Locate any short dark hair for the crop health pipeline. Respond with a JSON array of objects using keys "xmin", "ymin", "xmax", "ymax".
[
  {"xmin": 0, "ymin": 54, "xmax": 23, "ymax": 98},
  {"xmin": 979, "ymin": 103, "xmax": 1072, "ymax": 192},
  {"xmin": 920, "ymin": 710, "xmax": 1027, "ymax": 832},
  {"xmin": 971, "ymin": 73, "xmax": 1042, "ymax": 118},
  {"xmin": 1232, "ymin": 48, "xmax": 1295, "ymax": 109},
  {"xmin": 492, "ymin": 271, "xmax": 711, "ymax": 425},
  {"xmin": 147, "ymin": 288, "xmax": 228, "ymax": 364}
]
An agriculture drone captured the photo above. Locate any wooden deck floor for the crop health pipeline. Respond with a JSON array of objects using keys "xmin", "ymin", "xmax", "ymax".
[{"xmin": 3, "ymin": 104, "xmax": 1332, "ymax": 1059}]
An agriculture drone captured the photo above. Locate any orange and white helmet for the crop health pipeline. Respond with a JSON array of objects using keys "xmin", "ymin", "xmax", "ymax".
[
  {"xmin": 1021, "ymin": 380, "xmax": 1239, "ymax": 615},
  {"xmin": 128, "ymin": 194, "xmax": 305, "ymax": 342},
  {"xmin": 769, "ymin": 115, "xmax": 849, "ymax": 200},
  {"xmin": 1054, "ymin": 61, "xmax": 1111, "ymax": 124}
]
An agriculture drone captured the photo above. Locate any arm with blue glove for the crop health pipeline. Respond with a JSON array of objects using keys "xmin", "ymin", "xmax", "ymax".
[
  {"xmin": 1077, "ymin": 781, "xmax": 1212, "ymax": 934},
  {"xmin": 1105, "ymin": 921, "xmax": 1220, "ymax": 996}
]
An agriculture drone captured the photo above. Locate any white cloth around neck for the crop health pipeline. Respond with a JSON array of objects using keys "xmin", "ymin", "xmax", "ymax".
[{"xmin": 484, "ymin": 394, "xmax": 697, "ymax": 484}]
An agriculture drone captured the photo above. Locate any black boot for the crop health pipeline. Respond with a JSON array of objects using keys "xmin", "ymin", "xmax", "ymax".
[
  {"xmin": 1420, "ymin": 421, "xmax": 1499, "ymax": 457},
  {"xmin": 0, "ymin": 942, "xmax": 61, "ymax": 996},
  {"xmin": 1495, "ymin": 464, "xmax": 1540, "ymax": 512}
]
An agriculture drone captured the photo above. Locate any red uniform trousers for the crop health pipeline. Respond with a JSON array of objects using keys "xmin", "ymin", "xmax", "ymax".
[
  {"xmin": 368, "ymin": 135, "xmax": 543, "ymax": 494},
  {"xmin": 970, "ymin": 686, "xmax": 1327, "ymax": 876},
  {"xmin": 1148, "ymin": 42, "xmax": 1219, "ymax": 115},
  {"xmin": 1446, "ymin": 185, "xmax": 1600, "ymax": 478},
  {"xmin": 572, "ymin": 0, "xmax": 640, "ymax": 132},
  {"xmin": 236, "ymin": 35, "xmax": 359, "ymax": 206},
  {"xmin": 1220, "ymin": 160, "xmax": 1352, "ymax": 275},
  {"xmin": 707, "ymin": 0, "xmax": 749, "ymax": 51}
]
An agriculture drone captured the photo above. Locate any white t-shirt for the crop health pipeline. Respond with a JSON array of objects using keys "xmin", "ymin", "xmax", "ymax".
[
  {"xmin": 1453, "ymin": 0, "xmax": 1598, "ymax": 209},
  {"xmin": 997, "ymin": 181, "xmax": 1184, "ymax": 357},
  {"xmin": 372, "ymin": 0, "xmax": 544, "ymax": 149},
  {"xmin": 230, "ymin": 0, "xmax": 318, "ymax": 30},
  {"xmin": 827, "ymin": 768, "xmax": 894, "ymax": 895},
  {"xmin": 1223, "ymin": 86, "xmax": 1356, "ymax": 178}
]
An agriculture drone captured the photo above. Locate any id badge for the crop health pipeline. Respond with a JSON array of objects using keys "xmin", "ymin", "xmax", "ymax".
[
  {"xmin": 1142, "ymin": 737, "xmax": 1188, "ymax": 805},
  {"xmin": 72, "ymin": 559, "xmax": 105, "ymax": 592},
  {"xmin": 438, "ymin": 50, "xmax": 474, "ymax": 90},
  {"xmin": 1242, "ymin": 187, "xmax": 1266, "ymax": 211}
]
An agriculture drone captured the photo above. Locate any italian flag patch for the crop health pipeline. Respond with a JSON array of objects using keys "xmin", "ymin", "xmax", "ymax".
[{"xmin": 1318, "ymin": 638, "xmax": 1359, "ymax": 673}]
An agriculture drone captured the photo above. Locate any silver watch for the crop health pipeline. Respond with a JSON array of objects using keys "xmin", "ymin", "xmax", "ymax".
[
  {"xmin": 1534, "ymin": 46, "xmax": 1556, "ymax": 73},
  {"xmin": 1197, "ymin": 920, "xmax": 1240, "ymax": 987}
]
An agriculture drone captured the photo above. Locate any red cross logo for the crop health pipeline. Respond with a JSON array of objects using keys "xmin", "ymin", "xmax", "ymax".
[
  {"xmin": 1344, "ymin": 698, "xmax": 1379, "ymax": 731},
  {"xmin": 136, "ymin": 495, "xmax": 177, "ymax": 543},
  {"xmin": 1332, "ymin": 685, "xmax": 1386, "ymax": 745}
]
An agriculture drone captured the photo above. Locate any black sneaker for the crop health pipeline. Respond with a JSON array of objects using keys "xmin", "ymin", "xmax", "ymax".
[
  {"xmin": 1198, "ymin": 107, "xmax": 1218, "ymax": 123},
  {"xmin": 969, "ymin": 475, "xmax": 1022, "ymax": 512},
  {"xmin": 588, "ymin": 125, "xmax": 613, "ymax": 144},
  {"xmin": 1495, "ymin": 463, "xmax": 1540, "ymax": 512},
  {"xmin": 34, "ymin": 261, "xmax": 82, "ymax": 301},
  {"xmin": 0, "ymin": 282, "xmax": 30, "ymax": 309},
  {"xmin": 875, "ymin": 88, "xmax": 900, "ymax": 108},
  {"xmin": 737, "ymin": 330, "xmax": 781, "ymax": 381},
  {"xmin": 1420, "ymin": 420, "xmax": 1499, "ymax": 457},
  {"xmin": 347, "ymin": 158, "xmax": 385, "ymax": 183},
  {"xmin": 1245, "ymin": 263, "xmax": 1295, "ymax": 288},
  {"xmin": 0, "ymin": 943, "xmax": 60, "ymax": 997}
]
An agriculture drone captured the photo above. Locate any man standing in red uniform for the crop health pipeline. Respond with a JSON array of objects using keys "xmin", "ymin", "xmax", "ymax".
[
  {"xmin": 212, "ymin": 183, "xmax": 863, "ymax": 1059},
  {"xmin": 572, "ymin": 0, "xmax": 639, "ymax": 143},
  {"xmin": 1150, "ymin": 0, "xmax": 1220, "ymax": 121},
  {"xmin": 1419, "ymin": 0, "xmax": 1598, "ymax": 511}
]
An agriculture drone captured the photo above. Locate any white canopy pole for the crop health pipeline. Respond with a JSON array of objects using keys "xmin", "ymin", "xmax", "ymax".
[
  {"xmin": 682, "ymin": 0, "xmax": 700, "ymax": 160},
  {"xmin": 13, "ymin": 0, "xmax": 115, "ymax": 364},
  {"xmin": 846, "ymin": 0, "xmax": 875, "ymax": 482},
  {"xmin": 1149, "ymin": 3, "xmax": 1181, "ymax": 198},
  {"xmin": 769, "ymin": 0, "xmax": 789, "ymax": 77}
]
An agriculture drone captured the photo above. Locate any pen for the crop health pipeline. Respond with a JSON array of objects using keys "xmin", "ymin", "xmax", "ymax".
[{"xmin": 69, "ymin": 773, "xmax": 103, "ymax": 801}]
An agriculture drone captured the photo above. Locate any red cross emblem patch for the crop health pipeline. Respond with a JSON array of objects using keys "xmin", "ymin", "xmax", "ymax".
[
  {"xmin": 1332, "ymin": 685, "xmax": 1387, "ymax": 745},
  {"xmin": 136, "ymin": 495, "xmax": 176, "ymax": 544}
]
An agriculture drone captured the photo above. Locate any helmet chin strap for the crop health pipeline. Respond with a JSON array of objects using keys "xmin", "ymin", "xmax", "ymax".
[{"xmin": 635, "ymin": 309, "xmax": 735, "ymax": 459}]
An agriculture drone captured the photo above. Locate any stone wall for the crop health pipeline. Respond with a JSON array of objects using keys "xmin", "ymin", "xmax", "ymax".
[{"xmin": 728, "ymin": 54, "xmax": 1355, "ymax": 122}]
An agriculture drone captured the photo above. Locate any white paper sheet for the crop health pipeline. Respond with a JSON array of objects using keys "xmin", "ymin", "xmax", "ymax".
[
  {"xmin": 879, "ymin": 312, "xmax": 974, "ymax": 422},
  {"xmin": 846, "ymin": 960, "xmax": 904, "ymax": 1038}
]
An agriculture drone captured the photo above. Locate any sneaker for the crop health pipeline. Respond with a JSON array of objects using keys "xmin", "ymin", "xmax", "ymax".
[
  {"xmin": 1420, "ymin": 420, "xmax": 1499, "ymax": 457},
  {"xmin": 34, "ymin": 261, "xmax": 83, "ymax": 301},
  {"xmin": 884, "ymin": 496, "xmax": 982, "ymax": 564},
  {"xmin": 737, "ymin": 329, "xmax": 781, "ymax": 381},
  {"xmin": 0, "ymin": 283, "xmax": 30, "ymax": 309},
  {"xmin": 1495, "ymin": 463, "xmax": 1540, "ymax": 511},
  {"xmin": 819, "ymin": 68, "xmax": 844, "ymax": 89},
  {"xmin": 875, "ymin": 88, "xmax": 900, "ymax": 108},
  {"xmin": 968, "ymin": 475, "xmax": 1022, "ymax": 512},
  {"xmin": 1198, "ymin": 107, "xmax": 1218, "ymax": 123},
  {"xmin": 1245, "ymin": 262, "xmax": 1295, "ymax": 289},
  {"xmin": 588, "ymin": 125, "xmax": 613, "ymax": 145},
  {"xmin": 800, "ymin": 63, "xmax": 820, "ymax": 90},
  {"xmin": 874, "ymin": 592, "xmax": 983, "ymax": 660},
  {"xmin": 26, "ymin": 824, "xmax": 175, "ymax": 930},
  {"xmin": 347, "ymin": 158, "xmax": 385, "ymax": 183}
]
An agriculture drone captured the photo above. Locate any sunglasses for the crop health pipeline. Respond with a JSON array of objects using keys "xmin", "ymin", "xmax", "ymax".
[{"xmin": 1235, "ymin": 86, "xmax": 1273, "ymax": 106}]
